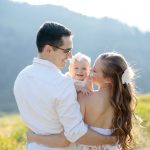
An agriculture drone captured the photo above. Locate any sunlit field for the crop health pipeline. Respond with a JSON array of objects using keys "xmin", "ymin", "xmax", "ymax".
[
  {"xmin": 0, "ymin": 114, "xmax": 27, "ymax": 150},
  {"xmin": 0, "ymin": 94, "xmax": 150, "ymax": 150}
]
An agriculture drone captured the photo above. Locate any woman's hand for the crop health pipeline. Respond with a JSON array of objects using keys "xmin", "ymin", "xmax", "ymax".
[
  {"xmin": 26, "ymin": 129, "xmax": 36, "ymax": 143},
  {"xmin": 26, "ymin": 129, "xmax": 70, "ymax": 147}
]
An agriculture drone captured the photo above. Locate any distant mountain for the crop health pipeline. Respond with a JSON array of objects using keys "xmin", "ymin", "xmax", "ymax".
[{"xmin": 0, "ymin": 0, "xmax": 150, "ymax": 112}]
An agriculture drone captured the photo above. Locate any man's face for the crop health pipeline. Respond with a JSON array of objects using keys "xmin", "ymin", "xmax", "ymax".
[
  {"xmin": 52, "ymin": 36, "xmax": 73, "ymax": 68},
  {"xmin": 69, "ymin": 60, "xmax": 90, "ymax": 81}
]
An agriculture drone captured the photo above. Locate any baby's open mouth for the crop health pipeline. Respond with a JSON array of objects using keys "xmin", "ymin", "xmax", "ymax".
[{"xmin": 76, "ymin": 74, "xmax": 84, "ymax": 77}]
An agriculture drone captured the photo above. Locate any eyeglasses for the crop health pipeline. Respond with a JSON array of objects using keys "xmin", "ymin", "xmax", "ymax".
[{"xmin": 49, "ymin": 44, "xmax": 72, "ymax": 54}]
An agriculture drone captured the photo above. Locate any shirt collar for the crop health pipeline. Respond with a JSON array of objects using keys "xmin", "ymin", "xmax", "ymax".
[{"xmin": 33, "ymin": 57, "xmax": 61, "ymax": 72}]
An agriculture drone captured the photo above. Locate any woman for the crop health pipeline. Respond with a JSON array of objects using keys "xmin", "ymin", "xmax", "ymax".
[{"xmin": 27, "ymin": 52, "xmax": 137, "ymax": 150}]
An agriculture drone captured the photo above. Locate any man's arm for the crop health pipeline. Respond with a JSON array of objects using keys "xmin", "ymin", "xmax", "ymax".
[
  {"xmin": 26, "ymin": 128, "xmax": 116, "ymax": 147},
  {"xmin": 77, "ymin": 129, "xmax": 116, "ymax": 146}
]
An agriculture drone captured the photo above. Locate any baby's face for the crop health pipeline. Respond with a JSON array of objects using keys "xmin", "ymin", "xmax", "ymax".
[{"xmin": 69, "ymin": 60, "xmax": 90, "ymax": 81}]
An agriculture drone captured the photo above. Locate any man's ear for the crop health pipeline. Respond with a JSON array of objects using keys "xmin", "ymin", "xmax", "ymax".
[{"xmin": 43, "ymin": 45, "xmax": 52, "ymax": 54}]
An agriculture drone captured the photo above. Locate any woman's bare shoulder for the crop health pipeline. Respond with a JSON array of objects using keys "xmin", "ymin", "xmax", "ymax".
[
  {"xmin": 79, "ymin": 91, "xmax": 111, "ymax": 112},
  {"xmin": 77, "ymin": 91, "xmax": 102, "ymax": 104}
]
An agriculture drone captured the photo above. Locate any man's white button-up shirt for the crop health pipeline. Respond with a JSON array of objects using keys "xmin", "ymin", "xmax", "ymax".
[{"xmin": 14, "ymin": 58, "xmax": 88, "ymax": 149}]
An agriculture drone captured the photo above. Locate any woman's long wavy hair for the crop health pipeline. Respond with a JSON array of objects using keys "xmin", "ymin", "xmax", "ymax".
[{"xmin": 99, "ymin": 52, "xmax": 137, "ymax": 150}]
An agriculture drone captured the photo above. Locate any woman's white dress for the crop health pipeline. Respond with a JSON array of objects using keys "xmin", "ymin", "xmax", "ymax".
[{"xmin": 68, "ymin": 126, "xmax": 120, "ymax": 150}]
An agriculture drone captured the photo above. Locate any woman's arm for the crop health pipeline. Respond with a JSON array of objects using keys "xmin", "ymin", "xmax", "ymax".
[{"xmin": 26, "ymin": 130, "xmax": 70, "ymax": 148}]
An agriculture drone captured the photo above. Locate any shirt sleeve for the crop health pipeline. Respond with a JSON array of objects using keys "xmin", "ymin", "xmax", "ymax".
[{"xmin": 56, "ymin": 77, "xmax": 88, "ymax": 143}]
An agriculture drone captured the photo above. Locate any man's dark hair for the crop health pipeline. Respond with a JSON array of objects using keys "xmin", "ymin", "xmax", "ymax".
[{"xmin": 36, "ymin": 22, "xmax": 72, "ymax": 52}]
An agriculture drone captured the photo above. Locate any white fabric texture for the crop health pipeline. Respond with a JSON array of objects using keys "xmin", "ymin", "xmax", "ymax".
[{"xmin": 14, "ymin": 57, "xmax": 87, "ymax": 150}]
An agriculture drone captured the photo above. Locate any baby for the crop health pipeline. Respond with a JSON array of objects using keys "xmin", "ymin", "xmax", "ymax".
[
  {"xmin": 66, "ymin": 52, "xmax": 93, "ymax": 94},
  {"xmin": 67, "ymin": 52, "xmax": 91, "ymax": 81}
]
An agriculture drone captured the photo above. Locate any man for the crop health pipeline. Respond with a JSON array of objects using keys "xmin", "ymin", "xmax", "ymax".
[{"xmin": 14, "ymin": 22, "xmax": 115, "ymax": 149}]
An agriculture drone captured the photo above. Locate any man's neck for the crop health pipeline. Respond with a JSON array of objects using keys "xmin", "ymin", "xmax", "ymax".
[
  {"xmin": 38, "ymin": 54, "xmax": 55, "ymax": 65},
  {"xmin": 38, "ymin": 53, "xmax": 48, "ymax": 60}
]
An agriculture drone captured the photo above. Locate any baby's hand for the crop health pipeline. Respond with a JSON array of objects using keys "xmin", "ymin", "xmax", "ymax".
[
  {"xmin": 84, "ymin": 75, "xmax": 93, "ymax": 91},
  {"xmin": 74, "ymin": 80, "xmax": 92, "ymax": 95}
]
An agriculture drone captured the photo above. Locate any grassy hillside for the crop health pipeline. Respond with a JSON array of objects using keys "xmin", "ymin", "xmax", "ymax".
[{"xmin": 0, "ymin": 94, "xmax": 150, "ymax": 150}]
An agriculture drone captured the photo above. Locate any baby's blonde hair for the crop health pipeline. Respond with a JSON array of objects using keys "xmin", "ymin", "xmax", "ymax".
[{"xmin": 69, "ymin": 52, "xmax": 91, "ymax": 65}]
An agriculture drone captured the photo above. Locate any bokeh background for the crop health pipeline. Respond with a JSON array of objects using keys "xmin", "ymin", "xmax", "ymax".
[{"xmin": 0, "ymin": 0, "xmax": 150, "ymax": 149}]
